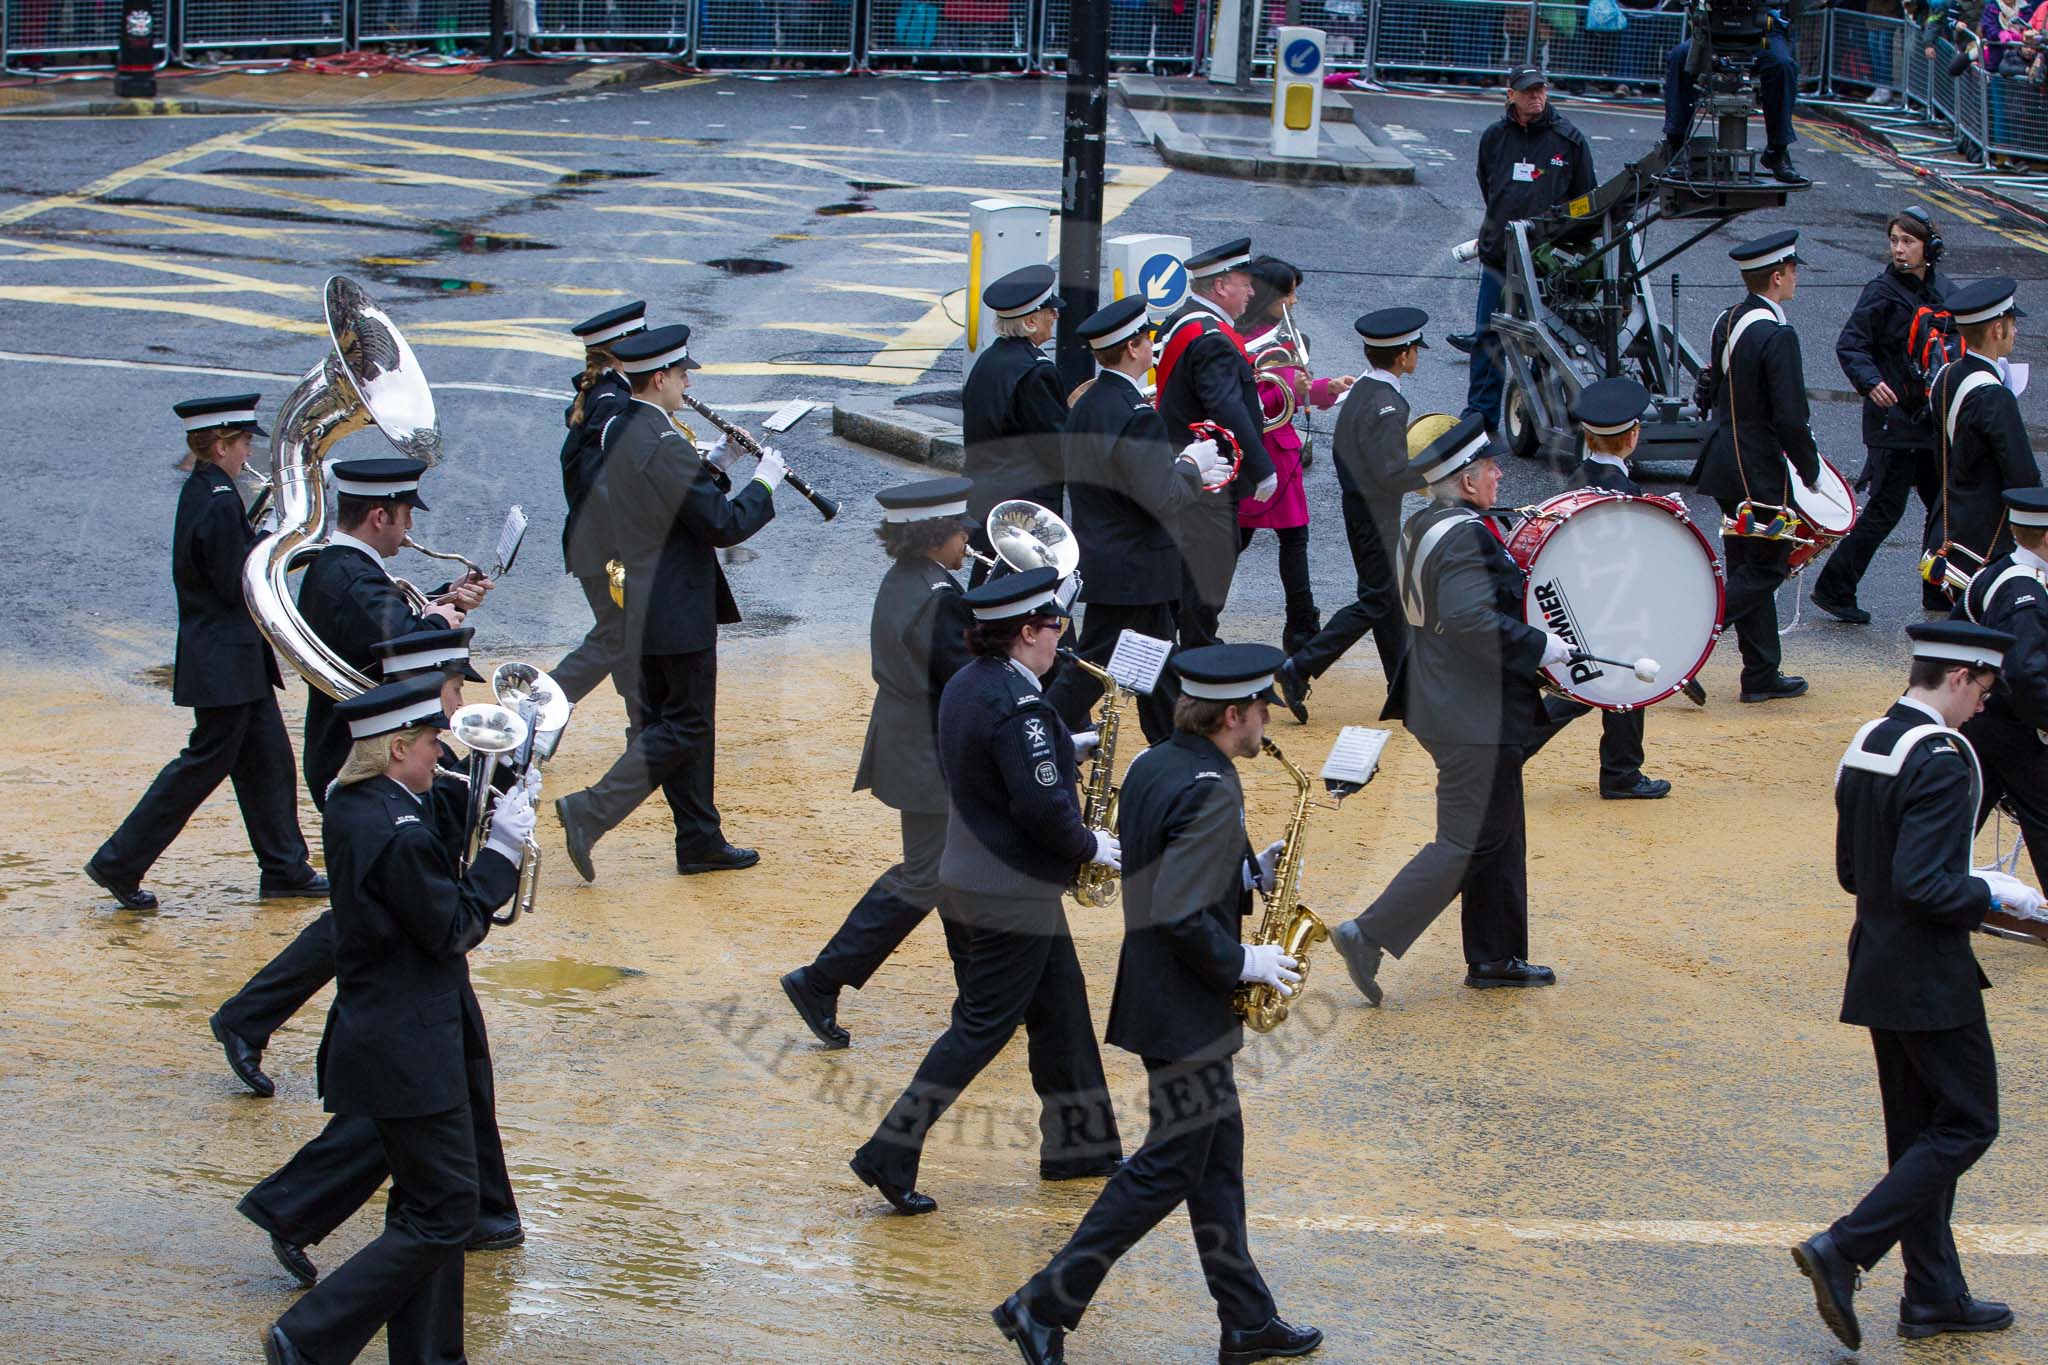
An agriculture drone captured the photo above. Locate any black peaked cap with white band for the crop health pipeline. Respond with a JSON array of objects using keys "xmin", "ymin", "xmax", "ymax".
[
  {"xmin": 876, "ymin": 476, "xmax": 974, "ymax": 523},
  {"xmin": 372, "ymin": 627, "xmax": 485, "ymax": 683},
  {"xmin": 332, "ymin": 456, "xmax": 430, "ymax": 511},
  {"xmin": 174, "ymin": 393, "xmax": 268, "ymax": 437},
  {"xmin": 571, "ymin": 301, "xmax": 647, "ymax": 346},
  {"xmin": 986, "ymin": 264, "xmax": 1064, "ymax": 318},
  {"xmin": 335, "ymin": 673, "xmax": 451, "ymax": 741},
  {"xmin": 1572, "ymin": 377, "xmax": 1652, "ymax": 436},
  {"xmin": 2005, "ymin": 487, "xmax": 2048, "ymax": 527},
  {"xmin": 1410, "ymin": 412, "xmax": 1493, "ymax": 484},
  {"xmin": 1174, "ymin": 642, "xmax": 1285, "ymax": 703},
  {"xmin": 1078, "ymin": 295, "xmax": 1149, "ymax": 348},
  {"xmin": 1905, "ymin": 620, "xmax": 2013, "ymax": 671},
  {"xmin": 1355, "ymin": 307, "xmax": 1429, "ymax": 349},
  {"xmin": 962, "ymin": 565, "xmax": 1070, "ymax": 621},
  {"xmin": 1948, "ymin": 276, "xmax": 2026, "ymax": 326},
  {"xmin": 1186, "ymin": 237, "xmax": 1253, "ymax": 279},
  {"xmin": 1729, "ymin": 229, "xmax": 1800, "ymax": 271},
  {"xmin": 613, "ymin": 323, "xmax": 702, "ymax": 374}
]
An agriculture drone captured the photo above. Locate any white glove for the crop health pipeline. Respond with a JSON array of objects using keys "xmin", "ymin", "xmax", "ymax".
[
  {"xmin": 1979, "ymin": 868, "xmax": 2046, "ymax": 918},
  {"xmin": 1238, "ymin": 943, "xmax": 1302, "ymax": 994},
  {"xmin": 484, "ymin": 773, "xmax": 539, "ymax": 863},
  {"xmin": 1253, "ymin": 838, "xmax": 1286, "ymax": 895},
  {"xmin": 1178, "ymin": 438, "xmax": 1225, "ymax": 483},
  {"xmin": 752, "ymin": 446, "xmax": 788, "ymax": 492},
  {"xmin": 1541, "ymin": 632, "xmax": 1575, "ymax": 668},
  {"xmin": 1090, "ymin": 831, "xmax": 1122, "ymax": 872},
  {"xmin": 1072, "ymin": 729, "xmax": 1102, "ymax": 760},
  {"xmin": 1252, "ymin": 473, "xmax": 1279, "ymax": 503},
  {"xmin": 705, "ymin": 432, "xmax": 737, "ymax": 472}
]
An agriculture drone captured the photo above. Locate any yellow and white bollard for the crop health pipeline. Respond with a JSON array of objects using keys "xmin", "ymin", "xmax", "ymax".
[
  {"xmin": 1270, "ymin": 27, "xmax": 1327, "ymax": 159},
  {"xmin": 966, "ymin": 199, "xmax": 1052, "ymax": 369}
]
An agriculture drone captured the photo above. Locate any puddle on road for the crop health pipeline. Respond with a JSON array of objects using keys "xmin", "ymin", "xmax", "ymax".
[
  {"xmin": 703, "ymin": 257, "xmax": 789, "ymax": 275},
  {"xmin": 813, "ymin": 202, "xmax": 875, "ymax": 216},
  {"xmin": 554, "ymin": 169, "xmax": 659, "ymax": 186},
  {"xmin": 195, "ymin": 166, "xmax": 359, "ymax": 181},
  {"xmin": 93, "ymin": 197, "xmax": 393, "ymax": 231},
  {"xmin": 845, "ymin": 179, "xmax": 914, "ymax": 192},
  {"xmin": 134, "ymin": 663, "xmax": 174, "ymax": 690},
  {"xmin": 428, "ymin": 228, "xmax": 557, "ymax": 254},
  {"xmin": 372, "ymin": 273, "xmax": 494, "ymax": 295},
  {"xmin": 724, "ymin": 609, "xmax": 797, "ymax": 639},
  {"xmin": 472, "ymin": 958, "xmax": 641, "ymax": 1011}
]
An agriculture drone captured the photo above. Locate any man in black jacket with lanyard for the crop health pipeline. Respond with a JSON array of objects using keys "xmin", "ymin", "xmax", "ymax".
[
  {"xmin": 1954, "ymin": 488, "xmax": 2048, "ymax": 899},
  {"xmin": 1329, "ymin": 416, "xmax": 1574, "ymax": 1005},
  {"xmin": 1155, "ymin": 238, "xmax": 1279, "ymax": 650},
  {"xmin": 994, "ymin": 644, "xmax": 1322, "ymax": 1365},
  {"xmin": 550, "ymin": 300, "xmax": 644, "ymax": 707},
  {"xmin": 1046, "ymin": 295, "xmax": 1226, "ymax": 743},
  {"xmin": 850, "ymin": 568, "xmax": 1122, "ymax": 1216},
  {"xmin": 553, "ymin": 323, "xmax": 785, "ymax": 881},
  {"xmin": 1792, "ymin": 621, "xmax": 2027, "ymax": 1352},
  {"xmin": 780, "ymin": 478, "xmax": 978, "ymax": 1049},
  {"xmin": 262, "ymin": 673, "xmax": 534, "ymax": 1365},
  {"xmin": 962, "ymin": 264, "xmax": 1069, "ymax": 585},
  {"xmin": 86, "ymin": 394, "xmax": 323, "ymax": 911},
  {"xmin": 1929, "ymin": 277, "xmax": 2039, "ymax": 585},
  {"xmin": 1695, "ymin": 230, "xmax": 1821, "ymax": 704}
]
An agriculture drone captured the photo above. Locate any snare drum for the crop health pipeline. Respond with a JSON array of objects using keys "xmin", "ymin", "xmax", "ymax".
[
  {"xmin": 1505, "ymin": 490, "xmax": 1725, "ymax": 710},
  {"xmin": 1785, "ymin": 457, "xmax": 1858, "ymax": 572}
]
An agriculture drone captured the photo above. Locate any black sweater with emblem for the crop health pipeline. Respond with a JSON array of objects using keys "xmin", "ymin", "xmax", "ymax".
[
  {"xmin": 935, "ymin": 655, "xmax": 1093, "ymax": 897},
  {"xmin": 1064, "ymin": 368, "xmax": 1204, "ymax": 605},
  {"xmin": 855, "ymin": 557, "xmax": 975, "ymax": 815},
  {"xmin": 171, "ymin": 461, "xmax": 281, "ymax": 709}
]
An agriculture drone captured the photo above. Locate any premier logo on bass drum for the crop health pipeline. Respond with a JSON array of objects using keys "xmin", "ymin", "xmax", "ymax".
[{"xmin": 1534, "ymin": 580, "xmax": 1605, "ymax": 684}]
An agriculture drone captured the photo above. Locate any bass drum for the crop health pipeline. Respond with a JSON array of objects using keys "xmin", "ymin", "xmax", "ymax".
[{"xmin": 1505, "ymin": 489, "xmax": 1725, "ymax": 710}]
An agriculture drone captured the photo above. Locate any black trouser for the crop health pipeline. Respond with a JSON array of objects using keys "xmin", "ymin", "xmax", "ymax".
[
  {"xmin": 1175, "ymin": 500, "xmax": 1242, "ymax": 652},
  {"xmin": 551, "ymin": 573, "xmax": 636, "ymax": 714},
  {"xmin": 216, "ymin": 908, "xmax": 336, "ymax": 1050},
  {"xmin": 1966, "ymin": 713, "xmax": 2048, "ymax": 887},
  {"xmin": 1814, "ymin": 445, "xmax": 1939, "ymax": 607},
  {"xmin": 574, "ymin": 648, "xmax": 722, "ymax": 859},
  {"xmin": 1236, "ymin": 524, "xmax": 1319, "ymax": 655},
  {"xmin": 93, "ymin": 696, "xmax": 310, "ymax": 885},
  {"xmin": 1829, "ymin": 1020, "xmax": 1998, "ymax": 1305},
  {"xmin": 276, "ymin": 1103, "xmax": 477, "ymax": 1365},
  {"xmin": 1291, "ymin": 489, "xmax": 1407, "ymax": 684},
  {"xmin": 1717, "ymin": 518, "xmax": 1794, "ymax": 691},
  {"xmin": 240, "ymin": 1052, "xmax": 518, "ymax": 1248},
  {"xmin": 1525, "ymin": 693, "xmax": 1649, "ymax": 792},
  {"xmin": 1351, "ymin": 737, "xmax": 1528, "ymax": 967},
  {"xmin": 809, "ymin": 810, "xmax": 960, "ymax": 993},
  {"xmin": 1043, "ymin": 600, "xmax": 1179, "ymax": 745},
  {"xmin": 1019, "ymin": 1054, "xmax": 1275, "ymax": 1333},
  {"xmin": 854, "ymin": 892, "xmax": 1120, "ymax": 1191}
]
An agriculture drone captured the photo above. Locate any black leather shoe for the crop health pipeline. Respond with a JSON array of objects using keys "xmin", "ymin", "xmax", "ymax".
[
  {"xmin": 680, "ymin": 843, "xmax": 760, "ymax": 875},
  {"xmin": 1040, "ymin": 1156, "xmax": 1122, "ymax": 1181},
  {"xmin": 1465, "ymin": 958, "xmax": 1557, "ymax": 988},
  {"xmin": 258, "ymin": 871, "xmax": 329, "ymax": 901},
  {"xmin": 1680, "ymin": 677, "xmax": 1707, "ymax": 707},
  {"xmin": 1762, "ymin": 148, "xmax": 1811, "ymax": 185},
  {"xmin": 850, "ymin": 1152, "xmax": 936, "ymax": 1215},
  {"xmin": 467, "ymin": 1219, "xmax": 525, "ymax": 1251},
  {"xmin": 1275, "ymin": 658, "xmax": 1311, "ymax": 725},
  {"xmin": 556, "ymin": 794, "xmax": 597, "ymax": 883},
  {"xmin": 1600, "ymin": 775, "xmax": 1671, "ymax": 800},
  {"xmin": 992, "ymin": 1293, "xmax": 1066, "ymax": 1364},
  {"xmin": 84, "ymin": 859, "xmax": 157, "ymax": 911},
  {"xmin": 1791, "ymin": 1231, "xmax": 1861, "ymax": 1350},
  {"xmin": 1811, "ymin": 592, "xmax": 1871, "ymax": 624},
  {"xmin": 1739, "ymin": 674, "xmax": 1808, "ymax": 703},
  {"xmin": 1220, "ymin": 1315, "xmax": 1324, "ymax": 1363},
  {"xmin": 263, "ymin": 1324, "xmax": 311, "ymax": 1365},
  {"xmin": 781, "ymin": 967, "xmax": 850, "ymax": 1049},
  {"xmin": 1899, "ymin": 1292, "xmax": 2013, "ymax": 1338},
  {"xmin": 1330, "ymin": 919, "xmax": 1384, "ymax": 1006},
  {"xmin": 270, "ymin": 1234, "xmax": 316, "ymax": 1288},
  {"xmin": 210, "ymin": 1011, "xmax": 275, "ymax": 1098},
  {"xmin": 1445, "ymin": 331, "xmax": 1478, "ymax": 355}
]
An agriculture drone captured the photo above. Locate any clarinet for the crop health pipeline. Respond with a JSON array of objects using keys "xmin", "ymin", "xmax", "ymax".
[{"xmin": 680, "ymin": 394, "xmax": 839, "ymax": 521}]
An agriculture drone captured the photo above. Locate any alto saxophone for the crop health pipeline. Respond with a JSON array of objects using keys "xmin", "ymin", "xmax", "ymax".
[
  {"xmin": 1232, "ymin": 738, "xmax": 1330, "ymax": 1033},
  {"xmin": 1061, "ymin": 651, "xmax": 1127, "ymax": 908}
]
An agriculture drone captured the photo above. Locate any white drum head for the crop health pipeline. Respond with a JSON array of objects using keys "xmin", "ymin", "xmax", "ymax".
[{"xmin": 1792, "ymin": 460, "xmax": 1856, "ymax": 535}]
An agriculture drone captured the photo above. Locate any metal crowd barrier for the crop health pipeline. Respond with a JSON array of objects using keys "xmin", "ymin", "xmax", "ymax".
[
  {"xmin": 1986, "ymin": 68, "xmax": 2048, "ymax": 164},
  {"xmin": 356, "ymin": 0, "xmax": 491, "ymax": 44},
  {"xmin": 531, "ymin": 0, "xmax": 689, "ymax": 44},
  {"xmin": 1041, "ymin": 0, "xmax": 1201, "ymax": 68},
  {"xmin": 700, "ymin": 0, "xmax": 853, "ymax": 59},
  {"xmin": 184, "ymin": 0, "xmax": 347, "ymax": 51},
  {"xmin": 865, "ymin": 0, "xmax": 1032, "ymax": 64},
  {"xmin": 1538, "ymin": 4, "xmax": 1684, "ymax": 89},
  {"xmin": 3, "ymin": 0, "xmax": 166, "ymax": 66},
  {"xmin": 1825, "ymin": 7, "xmax": 1905, "ymax": 99}
]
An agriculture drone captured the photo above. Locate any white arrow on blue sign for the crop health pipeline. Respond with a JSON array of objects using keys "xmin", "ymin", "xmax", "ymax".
[{"xmin": 1138, "ymin": 253, "xmax": 1188, "ymax": 312}]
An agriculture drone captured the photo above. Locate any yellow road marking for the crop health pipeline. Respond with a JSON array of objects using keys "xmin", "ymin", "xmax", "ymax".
[
  {"xmin": 232, "ymin": 142, "xmax": 542, "ymax": 194},
  {"xmin": 549, "ymin": 285, "xmax": 628, "ymax": 296},
  {"xmin": 151, "ymin": 169, "xmax": 417, "ymax": 220},
  {"xmin": 49, "ymin": 201, "xmax": 344, "ymax": 241},
  {"xmin": 0, "ymin": 236, "xmax": 315, "ymax": 295},
  {"xmin": 272, "ymin": 119, "xmax": 580, "ymax": 177},
  {"xmin": 0, "ymin": 117, "xmax": 289, "ymax": 228},
  {"xmin": 642, "ymin": 76, "xmax": 713, "ymax": 92}
]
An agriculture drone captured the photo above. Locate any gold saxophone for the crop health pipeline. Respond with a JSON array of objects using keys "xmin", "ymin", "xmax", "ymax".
[
  {"xmin": 1232, "ymin": 738, "xmax": 1329, "ymax": 1033},
  {"xmin": 1060, "ymin": 650, "xmax": 1126, "ymax": 908}
]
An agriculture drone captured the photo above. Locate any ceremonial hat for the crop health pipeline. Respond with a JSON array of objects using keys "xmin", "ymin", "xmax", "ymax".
[
  {"xmin": 1410, "ymin": 412, "xmax": 1493, "ymax": 484},
  {"xmin": 1078, "ymin": 295, "xmax": 1150, "ymax": 349},
  {"xmin": 613, "ymin": 323, "xmax": 701, "ymax": 374},
  {"xmin": 1507, "ymin": 64, "xmax": 1548, "ymax": 91},
  {"xmin": 332, "ymin": 456, "xmax": 430, "ymax": 511},
  {"xmin": 1186, "ymin": 238, "xmax": 1253, "ymax": 279},
  {"xmin": 962, "ymin": 565, "xmax": 1069, "ymax": 621},
  {"xmin": 1572, "ymin": 377, "xmax": 1652, "ymax": 436},
  {"xmin": 1729, "ymin": 229, "xmax": 1800, "ymax": 271},
  {"xmin": 1174, "ymin": 642, "xmax": 1285, "ymax": 703},
  {"xmin": 174, "ymin": 393, "xmax": 268, "ymax": 437},
  {"xmin": 2004, "ymin": 487, "xmax": 2048, "ymax": 527},
  {"xmin": 1905, "ymin": 620, "xmax": 2014, "ymax": 671},
  {"xmin": 570, "ymin": 301, "xmax": 647, "ymax": 346},
  {"xmin": 335, "ymin": 673, "xmax": 450, "ymax": 740},
  {"xmin": 1355, "ymin": 307, "xmax": 1429, "ymax": 349},
  {"xmin": 876, "ymin": 476, "xmax": 973, "ymax": 523},
  {"xmin": 372, "ymin": 627, "xmax": 485, "ymax": 683},
  {"xmin": 1948, "ymin": 276, "xmax": 2025, "ymax": 325},
  {"xmin": 985, "ymin": 265, "xmax": 1064, "ymax": 318}
]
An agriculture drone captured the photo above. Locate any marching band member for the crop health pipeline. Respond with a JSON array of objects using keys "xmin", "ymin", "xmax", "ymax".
[
  {"xmin": 995, "ymin": 644, "xmax": 1322, "ymax": 1365},
  {"xmin": 780, "ymin": 478, "xmax": 978, "ymax": 1049},
  {"xmin": 1931, "ymin": 276, "xmax": 2039, "ymax": 584},
  {"xmin": 1955, "ymin": 487, "xmax": 2048, "ymax": 890},
  {"xmin": 1045, "ymin": 294, "xmax": 1224, "ymax": 744},
  {"xmin": 86, "ymin": 394, "xmax": 324, "ymax": 912},
  {"xmin": 550, "ymin": 301, "xmax": 645, "ymax": 711},
  {"xmin": 1793, "ymin": 621, "xmax": 2030, "ymax": 1352},
  {"xmin": 850, "ymin": 568, "xmax": 1122, "ymax": 1215},
  {"xmin": 961, "ymin": 264, "xmax": 1069, "ymax": 585},
  {"xmin": 1154, "ymin": 238, "xmax": 1279, "ymax": 650},
  {"xmin": 1329, "ymin": 416, "xmax": 1570, "ymax": 1005},
  {"xmin": 260, "ymin": 673, "xmax": 534, "ymax": 1365},
  {"xmin": 1694, "ymin": 230, "xmax": 1820, "ymax": 705},
  {"xmin": 553, "ymin": 323, "xmax": 785, "ymax": 882},
  {"xmin": 1276, "ymin": 307, "xmax": 1428, "ymax": 724}
]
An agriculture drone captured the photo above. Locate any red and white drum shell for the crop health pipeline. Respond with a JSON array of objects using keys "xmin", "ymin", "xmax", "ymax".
[
  {"xmin": 1505, "ymin": 489, "xmax": 1726, "ymax": 710},
  {"xmin": 1786, "ymin": 457, "xmax": 1859, "ymax": 572}
]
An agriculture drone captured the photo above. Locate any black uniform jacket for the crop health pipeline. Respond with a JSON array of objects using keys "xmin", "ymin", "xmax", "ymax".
[
  {"xmin": 298, "ymin": 542, "xmax": 441, "ymax": 799},
  {"xmin": 1064, "ymin": 369, "xmax": 1204, "ymax": 605},
  {"xmin": 1154, "ymin": 295, "xmax": 1278, "ymax": 508},
  {"xmin": 1959, "ymin": 553, "xmax": 2048, "ymax": 744},
  {"xmin": 1696, "ymin": 295, "xmax": 1821, "ymax": 508},
  {"xmin": 1104, "ymin": 731, "xmax": 1255, "ymax": 1062},
  {"xmin": 935, "ymin": 656, "xmax": 1095, "ymax": 898},
  {"xmin": 1474, "ymin": 103, "xmax": 1597, "ymax": 268},
  {"xmin": 559, "ymin": 368, "xmax": 631, "ymax": 576},
  {"xmin": 172, "ymin": 461, "xmax": 281, "ymax": 708},
  {"xmin": 1383, "ymin": 503, "xmax": 1549, "ymax": 746},
  {"xmin": 961, "ymin": 335, "xmax": 1069, "ymax": 523},
  {"xmin": 1934, "ymin": 354, "xmax": 2039, "ymax": 558},
  {"xmin": 1836, "ymin": 265, "xmax": 1946, "ymax": 450},
  {"xmin": 1570, "ymin": 455, "xmax": 1640, "ymax": 496},
  {"xmin": 1835, "ymin": 702, "xmax": 1992, "ymax": 1031},
  {"xmin": 855, "ymin": 558, "xmax": 975, "ymax": 815},
  {"xmin": 316, "ymin": 776, "xmax": 517, "ymax": 1118},
  {"xmin": 1330, "ymin": 372, "xmax": 1418, "ymax": 526},
  {"xmin": 605, "ymin": 399, "xmax": 775, "ymax": 657}
]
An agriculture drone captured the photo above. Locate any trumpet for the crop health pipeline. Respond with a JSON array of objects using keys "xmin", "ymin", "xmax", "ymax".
[
  {"xmin": 680, "ymin": 393, "xmax": 839, "ymax": 521},
  {"xmin": 1248, "ymin": 302, "xmax": 1309, "ymax": 434},
  {"xmin": 449, "ymin": 662, "xmax": 574, "ymax": 926},
  {"xmin": 1921, "ymin": 541, "xmax": 1988, "ymax": 597}
]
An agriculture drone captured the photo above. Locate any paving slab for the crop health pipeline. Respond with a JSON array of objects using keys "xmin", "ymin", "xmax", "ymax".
[{"xmin": 1126, "ymin": 105, "xmax": 1415, "ymax": 184}]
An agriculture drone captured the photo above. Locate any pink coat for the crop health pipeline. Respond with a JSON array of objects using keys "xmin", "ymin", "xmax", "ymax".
[{"xmin": 1238, "ymin": 363, "xmax": 1337, "ymax": 530}]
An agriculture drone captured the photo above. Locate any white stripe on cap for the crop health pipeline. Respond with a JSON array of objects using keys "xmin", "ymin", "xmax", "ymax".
[
  {"xmin": 1914, "ymin": 640, "xmax": 2006, "ymax": 669},
  {"xmin": 970, "ymin": 587, "xmax": 1062, "ymax": 620},
  {"xmin": 882, "ymin": 498, "xmax": 969, "ymax": 523},
  {"xmin": 1361, "ymin": 324, "xmax": 1423, "ymax": 347},
  {"xmin": 618, "ymin": 340, "xmax": 691, "ymax": 373},
  {"xmin": 580, "ymin": 316, "xmax": 645, "ymax": 345},
  {"xmin": 1734, "ymin": 241, "xmax": 1798, "ymax": 270},
  {"xmin": 345, "ymin": 693, "xmax": 446, "ymax": 739},
  {"xmin": 1188, "ymin": 250, "xmax": 1252, "ymax": 279},
  {"xmin": 1580, "ymin": 416, "xmax": 1639, "ymax": 437},
  {"xmin": 180, "ymin": 406, "xmax": 257, "ymax": 431},
  {"xmin": 2009, "ymin": 506, "xmax": 2048, "ymax": 527},
  {"xmin": 380, "ymin": 645, "xmax": 467, "ymax": 674},
  {"xmin": 994, "ymin": 281, "xmax": 1058, "ymax": 318},
  {"xmin": 1089, "ymin": 312, "xmax": 1147, "ymax": 348},
  {"xmin": 1182, "ymin": 672, "xmax": 1274, "ymax": 701},
  {"xmin": 333, "ymin": 472, "xmax": 422, "ymax": 498},
  {"xmin": 1954, "ymin": 293, "xmax": 2017, "ymax": 326},
  {"xmin": 1420, "ymin": 429, "xmax": 1490, "ymax": 483}
]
